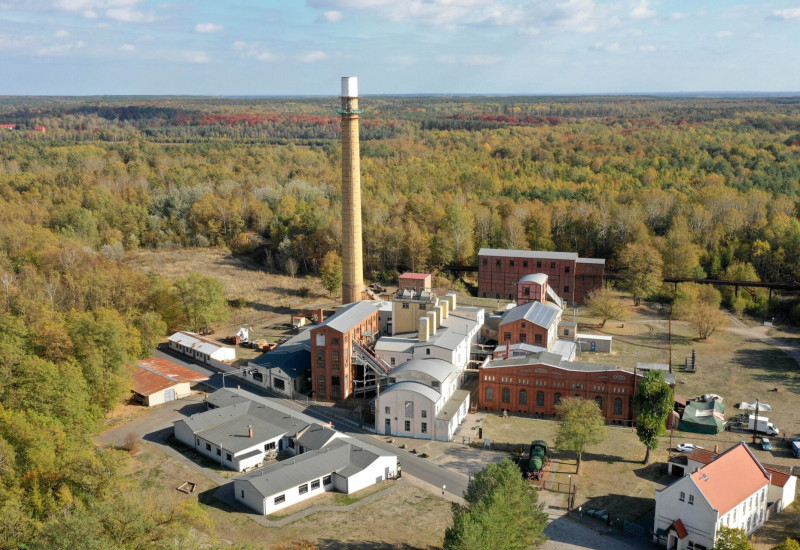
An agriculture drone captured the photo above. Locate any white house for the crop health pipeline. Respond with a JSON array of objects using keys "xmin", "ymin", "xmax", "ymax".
[
  {"xmin": 653, "ymin": 443, "xmax": 772, "ymax": 550},
  {"xmin": 766, "ymin": 467, "xmax": 797, "ymax": 514},
  {"xmin": 168, "ymin": 331, "xmax": 236, "ymax": 363},
  {"xmin": 234, "ymin": 437, "xmax": 396, "ymax": 515},
  {"xmin": 375, "ymin": 358, "xmax": 470, "ymax": 441}
]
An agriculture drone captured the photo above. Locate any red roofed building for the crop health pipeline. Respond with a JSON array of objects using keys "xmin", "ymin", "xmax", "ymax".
[
  {"xmin": 654, "ymin": 443, "xmax": 771, "ymax": 550},
  {"xmin": 33, "ymin": 125, "xmax": 46, "ymax": 133},
  {"xmin": 398, "ymin": 272, "xmax": 431, "ymax": 292},
  {"xmin": 0, "ymin": 124, "xmax": 16, "ymax": 130},
  {"xmin": 132, "ymin": 358, "xmax": 209, "ymax": 406}
]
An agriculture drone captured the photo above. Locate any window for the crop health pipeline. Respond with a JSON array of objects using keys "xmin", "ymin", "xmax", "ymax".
[
  {"xmin": 431, "ymin": 381, "xmax": 439, "ymax": 389},
  {"xmin": 535, "ymin": 334, "xmax": 543, "ymax": 344},
  {"xmin": 485, "ymin": 387, "xmax": 494, "ymax": 402},
  {"xmin": 315, "ymin": 334, "xmax": 325, "ymax": 346},
  {"xmin": 519, "ymin": 333, "xmax": 527, "ymax": 343},
  {"xmin": 420, "ymin": 304, "xmax": 426, "ymax": 310},
  {"xmin": 241, "ymin": 489, "xmax": 245, "ymax": 498},
  {"xmin": 519, "ymin": 389, "xmax": 528, "ymax": 405},
  {"xmin": 253, "ymin": 371, "xmax": 264, "ymax": 382},
  {"xmin": 317, "ymin": 349, "xmax": 325, "ymax": 368},
  {"xmin": 421, "ymin": 410, "xmax": 427, "ymax": 418},
  {"xmin": 216, "ymin": 448, "xmax": 221, "ymax": 456},
  {"xmin": 390, "ymin": 357, "xmax": 396, "ymax": 366},
  {"xmin": 404, "ymin": 420, "xmax": 411, "ymax": 431},
  {"xmin": 554, "ymin": 393, "xmax": 562, "ymax": 405},
  {"xmin": 614, "ymin": 397, "xmax": 623, "ymax": 415},
  {"xmin": 564, "ymin": 329, "xmax": 570, "ymax": 336},
  {"xmin": 196, "ymin": 438, "xmax": 200, "ymax": 446},
  {"xmin": 385, "ymin": 406, "xmax": 391, "ymax": 414},
  {"xmin": 317, "ymin": 375, "xmax": 326, "ymax": 398},
  {"xmin": 288, "ymin": 439, "xmax": 295, "ymax": 449},
  {"xmin": 536, "ymin": 391, "xmax": 545, "ymax": 406},
  {"xmin": 502, "ymin": 388, "xmax": 511, "ymax": 403},
  {"xmin": 323, "ymin": 475, "xmax": 332, "ymax": 485},
  {"xmin": 523, "ymin": 287, "xmax": 530, "ymax": 296},
  {"xmin": 405, "ymin": 401, "xmax": 414, "ymax": 418},
  {"xmin": 523, "ymin": 260, "xmax": 528, "ymax": 268},
  {"xmin": 564, "ymin": 286, "xmax": 569, "ymax": 293},
  {"xmin": 226, "ymin": 452, "xmax": 232, "ymax": 461},
  {"xmin": 331, "ymin": 350, "xmax": 339, "ymax": 369},
  {"xmin": 688, "ymin": 494, "xmax": 694, "ymax": 505},
  {"xmin": 565, "ymin": 265, "xmax": 570, "ymax": 273},
  {"xmin": 496, "ymin": 293, "xmax": 500, "ymax": 299},
  {"xmin": 537, "ymin": 261, "xmax": 542, "ymax": 268},
  {"xmin": 509, "ymin": 260, "xmax": 515, "ymax": 267},
  {"xmin": 482, "ymin": 292, "xmax": 487, "ymax": 297},
  {"xmin": 206, "ymin": 443, "xmax": 211, "ymax": 451},
  {"xmin": 274, "ymin": 494, "xmax": 285, "ymax": 505},
  {"xmin": 273, "ymin": 378, "xmax": 285, "ymax": 391},
  {"xmin": 402, "ymin": 303, "xmax": 409, "ymax": 309},
  {"xmin": 299, "ymin": 484, "xmax": 308, "ymax": 495},
  {"xmin": 595, "ymin": 396, "xmax": 603, "ymax": 409},
  {"xmin": 503, "ymin": 332, "xmax": 511, "ymax": 342},
  {"xmin": 421, "ymin": 422, "xmax": 427, "ymax": 433},
  {"xmin": 311, "ymin": 479, "xmax": 321, "ymax": 490},
  {"xmin": 483, "ymin": 258, "xmax": 488, "ymax": 266},
  {"xmin": 426, "ymin": 348, "xmax": 431, "ymax": 355},
  {"xmin": 265, "ymin": 441, "xmax": 276, "ymax": 451},
  {"xmin": 332, "ymin": 337, "xmax": 339, "ymax": 345},
  {"xmin": 679, "ymin": 491, "xmax": 685, "ymax": 502},
  {"xmin": 496, "ymin": 259, "xmax": 501, "ymax": 267}
]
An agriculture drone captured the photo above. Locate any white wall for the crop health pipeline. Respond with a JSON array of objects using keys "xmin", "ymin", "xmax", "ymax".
[
  {"xmin": 235, "ymin": 480, "xmax": 266, "ymax": 515},
  {"xmin": 653, "ymin": 477, "xmax": 718, "ymax": 550},
  {"xmin": 344, "ymin": 455, "xmax": 397, "ymax": 494},
  {"xmin": 235, "ymin": 474, "xmax": 336, "ymax": 515},
  {"xmin": 376, "ymin": 388, "xmax": 438, "ymax": 440}
]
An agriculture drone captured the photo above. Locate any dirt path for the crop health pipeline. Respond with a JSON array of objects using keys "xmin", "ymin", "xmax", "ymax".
[{"xmin": 725, "ymin": 315, "xmax": 800, "ymax": 368}]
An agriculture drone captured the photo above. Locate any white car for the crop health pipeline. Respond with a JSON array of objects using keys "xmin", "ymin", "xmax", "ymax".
[{"xmin": 676, "ymin": 443, "xmax": 702, "ymax": 453}]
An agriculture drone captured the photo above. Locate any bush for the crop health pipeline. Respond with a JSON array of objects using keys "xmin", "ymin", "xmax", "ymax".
[{"xmin": 122, "ymin": 432, "xmax": 139, "ymax": 453}]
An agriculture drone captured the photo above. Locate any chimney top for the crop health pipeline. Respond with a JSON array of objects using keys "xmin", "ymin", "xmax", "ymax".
[{"xmin": 341, "ymin": 76, "xmax": 358, "ymax": 98}]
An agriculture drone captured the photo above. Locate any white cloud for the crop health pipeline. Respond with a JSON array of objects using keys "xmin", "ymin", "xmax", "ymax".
[
  {"xmin": 182, "ymin": 50, "xmax": 209, "ymax": 63},
  {"xmin": 106, "ymin": 7, "xmax": 157, "ymax": 22},
  {"xmin": 37, "ymin": 39, "xmax": 85, "ymax": 56},
  {"xmin": 714, "ymin": 30, "xmax": 732, "ymax": 39},
  {"xmin": 637, "ymin": 44, "xmax": 658, "ymax": 52},
  {"xmin": 232, "ymin": 41, "xmax": 275, "ymax": 61},
  {"xmin": 119, "ymin": 43, "xmax": 135, "ymax": 51},
  {"xmin": 543, "ymin": 0, "xmax": 605, "ymax": 33},
  {"xmin": 55, "ymin": 29, "xmax": 69, "ymax": 37},
  {"xmin": 321, "ymin": 10, "xmax": 342, "ymax": 22},
  {"xmin": 518, "ymin": 26, "xmax": 540, "ymax": 36},
  {"xmin": 669, "ymin": 12, "xmax": 688, "ymax": 20},
  {"xmin": 592, "ymin": 41, "xmax": 620, "ymax": 52},
  {"xmin": 300, "ymin": 50, "xmax": 327, "ymax": 62},
  {"xmin": 629, "ymin": 0, "xmax": 655, "ymax": 20},
  {"xmin": 771, "ymin": 7, "xmax": 800, "ymax": 20},
  {"xmin": 436, "ymin": 54, "xmax": 457, "ymax": 64},
  {"xmin": 463, "ymin": 54, "xmax": 502, "ymax": 65},
  {"xmin": 51, "ymin": 0, "xmax": 161, "ymax": 22},
  {"xmin": 195, "ymin": 22, "xmax": 223, "ymax": 33}
]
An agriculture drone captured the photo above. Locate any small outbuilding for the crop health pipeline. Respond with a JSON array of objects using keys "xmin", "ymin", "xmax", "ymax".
[
  {"xmin": 132, "ymin": 358, "xmax": 208, "ymax": 406},
  {"xmin": 678, "ymin": 400, "xmax": 726, "ymax": 434},
  {"xmin": 168, "ymin": 331, "xmax": 236, "ymax": 363}
]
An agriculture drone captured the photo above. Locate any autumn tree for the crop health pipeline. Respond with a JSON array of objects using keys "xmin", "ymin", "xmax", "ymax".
[
  {"xmin": 633, "ymin": 370, "xmax": 673, "ymax": 465},
  {"xmin": 320, "ymin": 251, "xmax": 342, "ymax": 297},
  {"xmin": 173, "ymin": 272, "xmax": 230, "ymax": 332},
  {"xmin": 585, "ymin": 288, "xmax": 629, "ymax": 328},
  {"xmin": 715, "ymin": 526, "xmax": 754, "ymax": 550},
  {"xmin": 771, "ymin": 538, "xmax": 800, "ymax": 550},
  {"xmin": 619, "ymin": 242, "xmax": 663, "ymax": 304},
  {"xmin": 554, "ymin": 397, "xmax": 607, "ymax": 474},
  {"xmin": 444, "ymin": 459, "xmax": 548, "ymax": 550},
  {"xmin": 673, "ymin": 284, "xmax": 728, "ymax": 340}
]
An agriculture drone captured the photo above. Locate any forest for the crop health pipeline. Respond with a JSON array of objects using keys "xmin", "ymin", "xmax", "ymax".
[{"xmin": 1, "ymin": 93, "xmax": 800, "ymax": 547}]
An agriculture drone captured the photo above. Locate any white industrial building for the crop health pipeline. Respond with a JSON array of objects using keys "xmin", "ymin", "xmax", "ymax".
[{"xmin": 168, "ymin": 331, "xmax": 236, "ymax": 363}]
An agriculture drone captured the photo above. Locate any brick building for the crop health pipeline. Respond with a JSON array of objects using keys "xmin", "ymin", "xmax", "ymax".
[
  {"xmin": 478, "ymin": 248, "xmax": 605, "ymax": 305},
  {"xmin": 479, "ymin": 353, "xmax": 670, "ymax": 423},
  {"xmin": 310, "ymin": 301, "xmax": 380, "ymax": 401},
  {"xmin": 498, "ymin": 301, "xmax": 562, "ymax": 350}
]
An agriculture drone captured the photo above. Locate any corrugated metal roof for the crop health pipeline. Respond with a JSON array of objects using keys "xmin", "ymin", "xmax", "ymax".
[
  {"xmin": 576, "ymin": 257, "xmax": 606, "ymax": 265},
  {"xmin": 380, "ymin": 381, "xmax": 441, "ymax": 403},
  {"xmin": 132, "ymin": 358, "xmax": 208, "ymax": 396},
  {"xmin": 499, "ymin": 301, "xmax": 561, "ymax": 329},
  {"xmin": 168, "ymin": 331, "xmax": 232, "ymax": 356},
  {"xmin": 390, "ymin": 358, "xmax": 458, "ymax": 384},
  {"xmin": 316, "ymin": 301, "xmax": 378, "ymax": 333},
  {"xmin": 436, "ymin": 389, "xmax": 470, "ymax": 420},
  {"xmin": 375, "ymin": 337, "xmax": 415, "ymax": 354},
  {"xmin": 518, "ymin": 273, "xmax": 548, "ymax": 285},
  {"xmin": 479, "ymin": 248, "xmax": 578, "ymax": 260}
]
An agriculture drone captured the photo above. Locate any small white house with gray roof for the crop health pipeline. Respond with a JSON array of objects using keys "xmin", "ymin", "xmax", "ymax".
[
  {"xmin": 168, "ymin": 331, "xmax": 236, "ymax": 363},
  {"xmin": 375, "ymin": 358, "xmax": 470, "ymax": 441}
]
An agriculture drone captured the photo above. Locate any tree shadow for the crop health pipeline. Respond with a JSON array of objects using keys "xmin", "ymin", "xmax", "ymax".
[
  {"xmin": 632, "ymin": 461, "xmax": 671, "ymax": 484},
  {"xmin": 317, "ymin": 540, "xmax": 431, "ymax": 550},
  {"xmin": 581, "ymin": 451, "xmax": 642, "ymax": 465},
  {"xmin": 733, "ymin": 347, "xmax": 800, "ymax": 394},
  {"xmin": 576, "ymin": 494, "xmax": 655, "ymax": 526}
]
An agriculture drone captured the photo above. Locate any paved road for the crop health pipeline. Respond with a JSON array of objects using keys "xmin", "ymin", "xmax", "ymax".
[{"xmin": 153, "ymin": 346, "xmax": 470, "ymax": 497}]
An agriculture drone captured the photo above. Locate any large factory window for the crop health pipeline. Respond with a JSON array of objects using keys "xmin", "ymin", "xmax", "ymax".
[
  {"xmin": 614, "ymin": 398, "xmax": 623, "ymax": 415},
  {"xmin": 519, "ymin": 390, "xmax": 528, "ymax": 405},
  {"xmin": 485, "ymin": 387, "xmax": 494, "ymax": 402},
  {"xmin": 502, "ymin": 388, "xmax": 510, "ymax": 403},
  {"xmin": 536, "ymin": 391, "xmax": 544, "ymax": 406}
]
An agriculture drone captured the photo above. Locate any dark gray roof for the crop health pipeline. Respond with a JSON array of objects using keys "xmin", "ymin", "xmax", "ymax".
[
  {"xmin": 390, "ymin": 358, "xmax": 458, "ymax": 383},
  {"xmin": 479, "ymin": 248, "xmax": 578, "ymax": 260},
  {"xmin": 316, "ymin": 301, "xmax": 378, "ymax": 333},
  {"xmin": 499, "ymin": 301, "xmax": 560, "ymax": 329},
  {"xmin": 250, "ymin": 329, "xmax": 312, "ymax": 378},
  {"xmin": 296, "ymin": 424, "xmax": 339, "ymax": 451},
  {"xmin": 485, "ymin": 352, "xmax": 617, "ymax": 373}
]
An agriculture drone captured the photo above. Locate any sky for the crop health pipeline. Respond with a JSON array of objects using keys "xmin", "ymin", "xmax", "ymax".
[{"xmin": 0, "ymin": 0, "xmax": 799, "ymax": 95}]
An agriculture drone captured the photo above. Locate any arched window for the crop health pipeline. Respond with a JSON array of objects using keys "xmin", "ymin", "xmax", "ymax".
[
  {"xmin": 595, "ymin": 396, "xmax": 603, "ymax": 410},
  {"xmin": 502, "ymin": 388, "xmax": 511, "ymax": 403},
  {"xmin": 519, "ymin": 389, "xmax": 528, "ymax": 405},
  {"xmin": 614, "ymin": 397, "xmax": 623, "ymax": 415},
  {"xmin": 536, "ymin": 391, "xmax": 544, "ymax": 407},
  {"xmin": 554, "ymin": 393, "xmax": 562, "ymax": 405},
  {"xmin": 485, "ymin": 387, "xmax": 494, "ymax": 402}
]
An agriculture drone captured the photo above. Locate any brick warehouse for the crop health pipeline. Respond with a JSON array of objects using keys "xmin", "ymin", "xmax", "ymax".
[
  {"xmin": 477, "ymin": 248, "xmax": 605, "ymax": 305},
  {"xmin": 479, "ymin": 353, "xmax": 657, "ymax": 423}
]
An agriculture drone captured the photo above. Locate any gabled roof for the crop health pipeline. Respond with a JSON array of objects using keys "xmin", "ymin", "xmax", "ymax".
[
  {"xmin": 687, "ymin": 448, "xmax": 718, "ymax": 465},
  {"xmin": 399, "ymin": 273, "xmax": 430, "ymax": 280},
  {"xmin": 691, "ymin": 442, "xmax": 770, "ymax": 516},
  {"xmin": 390, "ymin": 358, "xmax": 458, "ymax": 384},
  {"xmin": 250, "ymin": 328, "xmax": 312, "ymax": 378},
  {"xmin": 479, "ymin": 248, "xmax": 579, "ymax": 261},
  {"xmin": 315, "ymin": 301, "xmax": 378, "ymax": 333},
  {"xmin": 168, "ymin": 331, "xmax": 232, "ymax": 355},
  {"xmin": 296, "ymin": 424, "xmax": 339, "ymax": 451},
  {"xmin": 670, "ymin": 519, "xmax": 688, "ymax": 539},
  {"xmin": 766, "ymin": 467, "xmax": 791, "ymax": 488},
  {"xmin": 499, "ymin": 301, "xmax": 561, "ymax": 330},
  {"xmin": 132, "ymin": 358, "xmax": 208, "ymax": 396}
]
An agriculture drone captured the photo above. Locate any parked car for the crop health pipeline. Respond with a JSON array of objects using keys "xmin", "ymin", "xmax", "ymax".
[
  {"xmin": 677, "ymin": 442, "xmax": 703, "ymax": 453},
  {"xmin": 761, "ymin": 438, "xmax": 772, "ymax": 451}
]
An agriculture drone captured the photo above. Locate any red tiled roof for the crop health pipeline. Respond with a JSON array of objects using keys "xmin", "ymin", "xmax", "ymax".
[
  {"xmin": 766, "ymin": 468, "xmax": 791, "ymax": 488},
  {"xmin": 132, "ymin": 358, "xmax": 208, "ymax": 396},
  {"xmin": 687, "ymin": 448, "xmax": 718, "ymax": 465},
  {"xmin": 399, "ymin": 273, "xmax": 430, "ymax": 279},
  {"xmin": 674, "ymin": 395, "xmax": 687, "ymax": 406},
  {"xmin": 691, "ymin": 443, "xmax": 770, "ymax": 516},
  {"xmin": 670, "ymin": 519, "xmax": 688, "ymax": 539}
]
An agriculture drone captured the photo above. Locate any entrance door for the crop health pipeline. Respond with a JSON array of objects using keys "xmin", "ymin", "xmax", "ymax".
[
  {"xmin": 164, "ymin": 388, "xmax": 176, "ymax": 402},
  {"xmin": 385, "ymin": 418, "xmax": 391, "ymax": 434}
]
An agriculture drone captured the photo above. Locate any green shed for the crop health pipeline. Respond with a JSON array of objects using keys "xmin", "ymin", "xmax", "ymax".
[{"xmin": 678, "ymin": 400, "xmax": 726, "ymax": 434}]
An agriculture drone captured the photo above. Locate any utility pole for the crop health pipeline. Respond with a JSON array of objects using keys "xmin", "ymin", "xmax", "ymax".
[{"xmin": 753, "ymin": 398, "xmax": 759, "ymax": 445}]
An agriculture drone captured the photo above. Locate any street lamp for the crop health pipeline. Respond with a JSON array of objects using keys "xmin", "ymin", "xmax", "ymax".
[{"xmin": 568, "ymin": 475, "xmax": 573, "ymax": 511}]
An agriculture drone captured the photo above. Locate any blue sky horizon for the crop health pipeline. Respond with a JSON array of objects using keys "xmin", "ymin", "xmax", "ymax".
[{"xmin": 1, "ymin": 0, "xmax": 799, "ymax": 96}]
